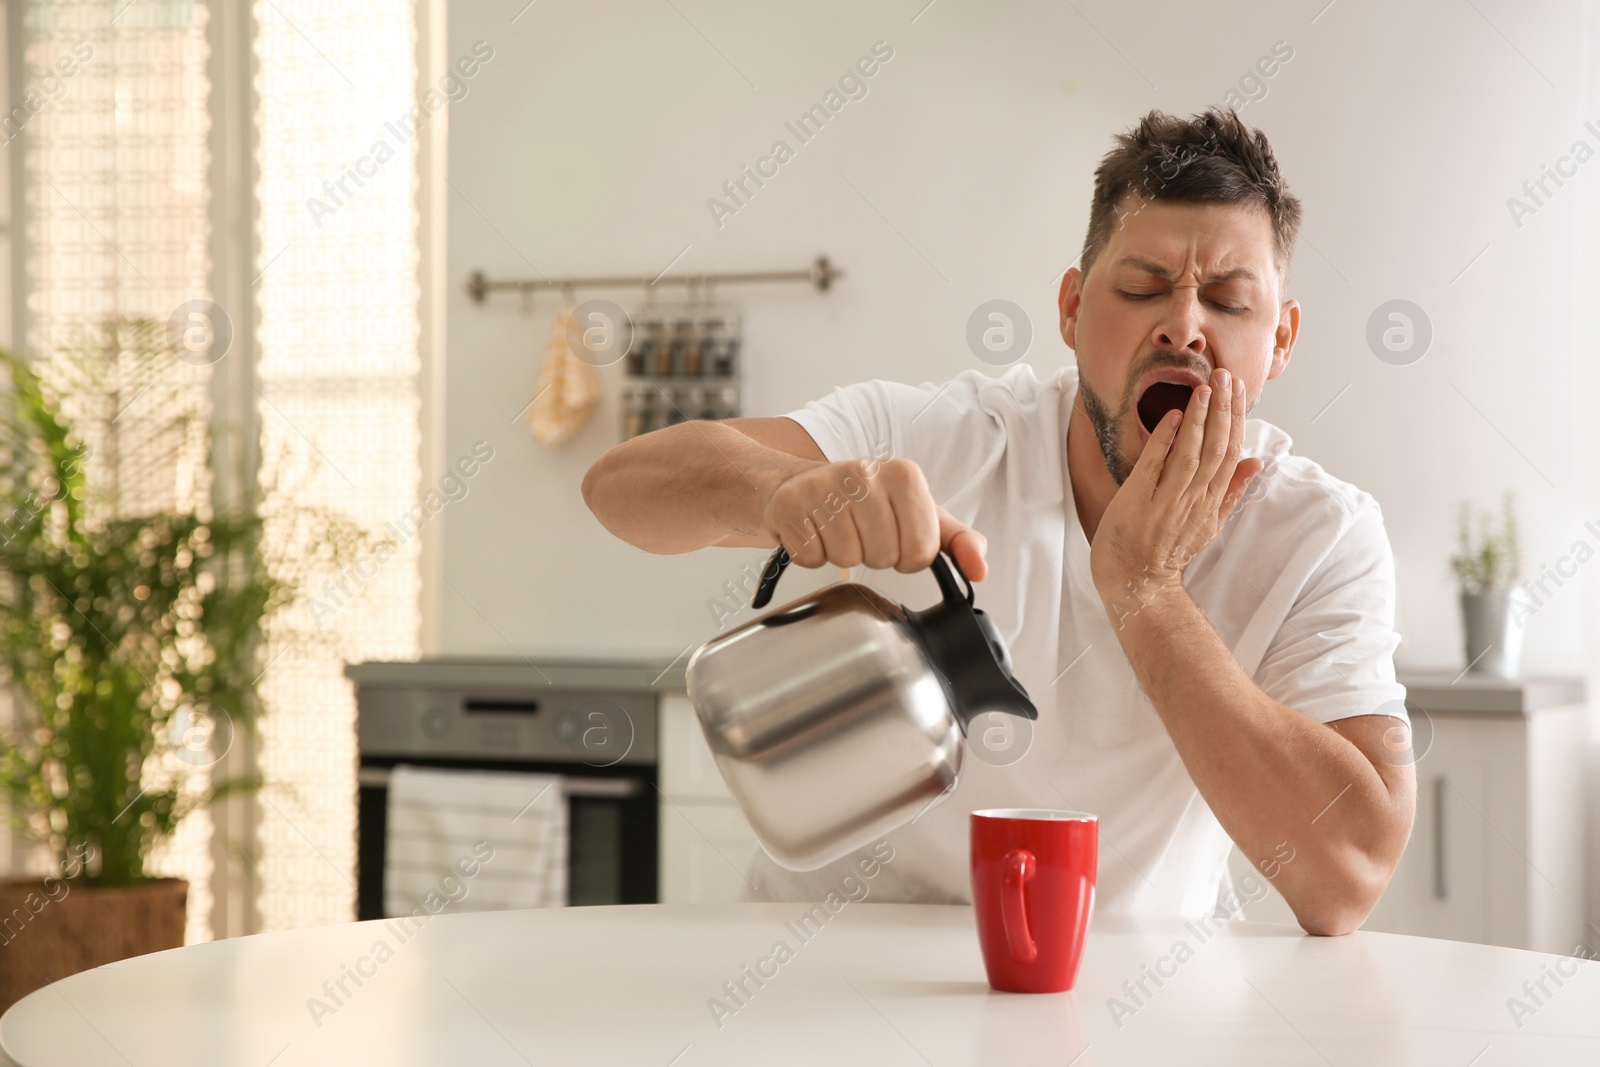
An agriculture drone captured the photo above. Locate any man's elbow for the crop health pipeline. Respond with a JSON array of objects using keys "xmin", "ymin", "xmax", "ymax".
[
  {"xmin": 582, "ymin": 454, "xmax": 634, "ymax": 546},
  {"xmin": 583, "ymin": 446, "xmax": 630, "ymax": 526},
  {"xmin": 1292, "ymin": 863, "xmax": 1392, "ymax": 936},
  {"xmin": 580, "ymin": 456, "xmax": 604, "ymax": 515},
  {"xmin": 580, "ymin": 447, "xmax": 702, "ymax": 554},
  {"xmin": 1297, "ymin": 904, "xmax": 1369, "ymax": 937},
  {"xmin": 1294, "ymin": 770, "xmax": 1415, "ymax": 937}
]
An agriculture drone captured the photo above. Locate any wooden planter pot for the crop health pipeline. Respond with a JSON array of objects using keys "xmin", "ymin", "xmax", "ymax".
[{"xmin": 0, "ymin": 877, "xmax": 187, "ymax": 1014}]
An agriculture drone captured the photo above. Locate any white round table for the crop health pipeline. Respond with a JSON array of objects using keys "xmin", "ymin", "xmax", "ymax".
[{"xmin": 3, "ymin": 903, "xmax": 1598, "ymax": 1065}]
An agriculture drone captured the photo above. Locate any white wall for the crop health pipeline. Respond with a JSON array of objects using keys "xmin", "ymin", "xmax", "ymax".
[
  {"xmin": 437, "ymin": 0, "xmax": 1598, "ymax": 684},
  {"xmin": 1569, "ymin": 0, "xmax": 1600, "ymax": 952}
]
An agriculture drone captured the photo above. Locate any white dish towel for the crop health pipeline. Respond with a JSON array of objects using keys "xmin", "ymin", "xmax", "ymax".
[{"xmin": 384, "ymin": 765, "xmax": 568, "ymax": 915}]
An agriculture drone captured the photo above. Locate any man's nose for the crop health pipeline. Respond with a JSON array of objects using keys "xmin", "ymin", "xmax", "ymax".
[{"xmin": 1153, "ymin": 291, "xmax": 1206, "ymax": 355}]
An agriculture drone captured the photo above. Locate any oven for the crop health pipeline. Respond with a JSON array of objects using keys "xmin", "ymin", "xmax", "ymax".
[{"xmin": 350, "ymin": 667, "xmax": 659, "ymax": 919}]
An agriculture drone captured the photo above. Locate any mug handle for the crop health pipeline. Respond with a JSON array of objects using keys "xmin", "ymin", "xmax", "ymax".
[{"xmin": 1001, "ymin": 848, "xmax": 1037, "ymax": 963}]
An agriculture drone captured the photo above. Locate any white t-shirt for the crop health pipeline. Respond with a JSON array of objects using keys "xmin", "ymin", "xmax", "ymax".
[{"xmin": 740, "ymin": 361, "xmax": 1409, "ymax": 920}]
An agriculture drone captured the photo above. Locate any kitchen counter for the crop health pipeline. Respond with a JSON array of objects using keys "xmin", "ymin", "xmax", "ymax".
[
  {"xmin": 5, "ymin": 902, "xmax": 1599, "ymax": 1066},
  {"xmin": 344, "ymin": 661, "xmax": 1588, "ymax": 715},
  {"xmin": 1395, "ymin": 668, "xmax": 1586, "ymax": 714},
  {"xmin": 345, "ymin": 656, "xmax": 688, "ymax": 693}
]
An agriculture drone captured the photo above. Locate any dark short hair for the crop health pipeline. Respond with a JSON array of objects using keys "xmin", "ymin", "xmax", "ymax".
[{"xmin": 1079, "ymin": 107, "xmax": 1302, "ymax": 283}]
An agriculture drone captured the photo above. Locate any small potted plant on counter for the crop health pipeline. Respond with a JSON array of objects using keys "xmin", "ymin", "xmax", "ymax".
[
  {"xmin": 0, "ymin": 324, "xmax": 285, "ymax": 1012},
  {"xmin": 1448, "ymin": 490, "xmax": 1523, "ymax": 679}
]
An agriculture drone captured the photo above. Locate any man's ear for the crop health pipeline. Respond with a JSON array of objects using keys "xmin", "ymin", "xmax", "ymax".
[
  {"xmin": 1058, "ymin": 267, "xmax": 1084, "ymax": 350},
  {"xmin": 1268, "ymin": 298, "xmax": 1299, "ymax": 381}
]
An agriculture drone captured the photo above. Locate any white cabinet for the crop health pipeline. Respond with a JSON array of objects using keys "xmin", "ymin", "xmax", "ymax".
[
  {"xmin": 657, "ymin": 693, "xmax": 759, "ymax": 903},
  {"xmin": 659, "ymin": 800, "xmax": 760, "ymax": 903},
  {"xmin": 1363, "ymin": 697, "xmax": 1588, "ymax": 954},
  {"xmin": 1232, "ymin": 673, "xmax": 1589, "ymax": 953}
]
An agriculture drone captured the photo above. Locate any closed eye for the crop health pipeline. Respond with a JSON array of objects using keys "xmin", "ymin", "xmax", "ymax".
[{"xmin": 1122, "ymin": 290, "xmax": 1246, "ymax": 314}]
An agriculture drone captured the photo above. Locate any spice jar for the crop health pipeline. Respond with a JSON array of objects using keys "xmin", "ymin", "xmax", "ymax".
[
  {"xmin": 663, "ymin": 387, "xmax": 687, "ymax": 426},
  {"xmin": 658, "ymin": 319, "xmax": 688, "ymax": 377},
  {"xmin": 629, "ymin": 320, "xmax": 661, "ymax": 378},
  {"xmin": 683, "ymin": 321, "xmax": 706, "ymax": 377},
  {"xmin": 711, "ymin": 336, "xmax": 739, "ymax": 378},
  {"xmin": 622, "ymin": 385, "xmax": 651, "ymax": 439}
]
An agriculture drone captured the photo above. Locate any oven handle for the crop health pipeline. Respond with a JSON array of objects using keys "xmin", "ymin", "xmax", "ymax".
[{"xmin": 356, "ymin": 766, "xmax": 641, "ymax": 798}]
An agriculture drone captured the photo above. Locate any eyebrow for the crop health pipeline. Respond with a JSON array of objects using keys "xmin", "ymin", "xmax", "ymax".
[{"xmin": 1114, "ymin": 255, "xmax": 1259, "ymax": 284}]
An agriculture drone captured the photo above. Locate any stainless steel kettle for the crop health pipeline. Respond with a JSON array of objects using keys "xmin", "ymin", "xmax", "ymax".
[{"xmin": 685, "ymin": 545, "xmax": 1037, "ymax": 871}]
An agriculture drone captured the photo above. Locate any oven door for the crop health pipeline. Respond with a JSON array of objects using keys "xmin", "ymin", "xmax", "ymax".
[{"xmin": 357, "ymin": 758, "xmax": 658, "ymax": 920}]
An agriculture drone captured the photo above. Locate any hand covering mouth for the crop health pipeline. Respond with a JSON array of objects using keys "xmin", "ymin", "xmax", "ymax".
[{"xmin": 1136, "ymin": 380, "xmax": 1196, "ymax": 433}]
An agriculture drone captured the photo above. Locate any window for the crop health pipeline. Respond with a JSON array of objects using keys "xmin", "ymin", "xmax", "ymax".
[
  {"xmin": 251, "ymin": 0, "xmax": 421, "ymax": 931},
  {"xmin": 20, "ymin": 0, "xmax": 217, "ymax": 944},
  {"xmin": 11, "ymin": 0, "xmax": 424, "ymax": 938}
]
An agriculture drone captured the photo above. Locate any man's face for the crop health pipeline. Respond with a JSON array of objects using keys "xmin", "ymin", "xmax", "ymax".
[{"xmin": 1058, "ymin": 197, "xmax": 1299, "ymax": 485}]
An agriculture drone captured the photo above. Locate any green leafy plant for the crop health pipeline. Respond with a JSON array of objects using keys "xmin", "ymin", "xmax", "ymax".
[
  {"xmin": 1448, "ymin": 490, "xmax": 1521, "ymax": 595},
  {"xmin": 0, "ymin": 320, "xmax": 362, "ymax": 886}
]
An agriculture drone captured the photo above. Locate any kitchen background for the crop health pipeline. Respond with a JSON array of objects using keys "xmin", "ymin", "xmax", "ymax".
[
  {"xmin": 442, "ymin": 0, "xmax": 1597, "ymax": 682},
  {"xmin": 437, "ymin": 0, "xmax": 1600, "ymax": 943},
  {"xmin": 0, "ymin": 0, "xmax": 1594, "ymax": 960}
]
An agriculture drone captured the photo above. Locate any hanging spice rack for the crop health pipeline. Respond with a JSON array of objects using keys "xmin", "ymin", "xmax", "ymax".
[
  {"xmin": 620, "ymin": 302, "xmax": 744, "ymax": 440},
  {"xmin": 465, "ymin": 255, "xmax": 843, "ymax": 304},
  {"xmin": 477, "ymin": 255, "xmax": 843, "ymax": 443}
]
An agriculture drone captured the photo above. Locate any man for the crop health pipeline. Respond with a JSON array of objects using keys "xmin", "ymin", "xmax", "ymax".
[{"xmin": 583, "ymin": 107, "xmax": 1416, "ymax": 936}]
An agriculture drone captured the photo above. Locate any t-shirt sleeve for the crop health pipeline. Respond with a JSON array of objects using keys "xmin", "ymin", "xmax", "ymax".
[
  {"xmin": 1253, "ymin": 498, "xmax": 1410, "ymax": 726},
  {"xmin": 780, "ymin": 373, "xmax": 992, "ymax": 503}
]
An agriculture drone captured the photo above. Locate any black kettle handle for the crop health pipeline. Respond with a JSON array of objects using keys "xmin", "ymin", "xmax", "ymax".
[{"xmin": 750, "ymin": 544, "xmax": 974, "ymax": 610}]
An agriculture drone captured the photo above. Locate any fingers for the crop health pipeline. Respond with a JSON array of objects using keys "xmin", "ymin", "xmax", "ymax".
[
  {"xmin": 766, "ymin": 465, "xmax": 849, "ymax": 568},
  {"xmin": 880, "ymin": 460, "xmax": 939, "ymax": 573},
  {"xmin": 1098, "ymin": 368, "xmax": 1254, "ymax": 595},
  {"xmin": 1132, "ymin": 405, "xmax": 1185, "ymax": 496},
  {"xmin": 850, "ymin": 465, "xmax": 903, "ymax": 571},
  {"xmin": 814, "ymin": 499, "xmax": 866, "ymax": 568},
  {"xmin": 776, "ymin": 508, "xmax": 826, "ymax": 568},
  {"xmin": 1219, "ymin": 456, "xmax": 1265, "ymax": 523},
  {"xmin": 1204, "ymin": 372, "xmax": 1245, "ymax": 504},
  {"xmin": 764, "ymin": 458, "xmax": 987, "ymax": 579},
  {"xmin": 938, "ymin": 507, "xmax": 988, "ymax": 581},
  {"xmin": 1188, "ymin": 371, "xmax": 1232, "ymax": 496},
  {"xmin": 1156, "ymin": 380, "xmax": 1213, "ymax": 497}
]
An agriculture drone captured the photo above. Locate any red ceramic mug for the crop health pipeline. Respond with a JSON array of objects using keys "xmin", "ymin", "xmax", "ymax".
[{"xmin": 970, "ymin": 808, "xmax": 1098, "ymax": 993}]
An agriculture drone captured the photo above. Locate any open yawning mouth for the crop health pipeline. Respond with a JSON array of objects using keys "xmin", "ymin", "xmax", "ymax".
[{"xmin": 1136, "ymin": 380, "xmax": 1196, "ymax": 434}]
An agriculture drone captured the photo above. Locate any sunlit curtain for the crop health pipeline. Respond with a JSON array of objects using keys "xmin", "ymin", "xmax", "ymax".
[{"xmin": 252, "ymin": 0, "xmax": 421, "ymax": 931}]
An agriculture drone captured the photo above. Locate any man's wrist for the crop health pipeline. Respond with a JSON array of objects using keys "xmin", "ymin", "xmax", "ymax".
[
  {"xmin": 749, "ymin": 454, "xmax": 822, "ymax": 542},
  {"xmin": 1098, "ymin": 567, "xmax": 1188, "ymax": 631}
]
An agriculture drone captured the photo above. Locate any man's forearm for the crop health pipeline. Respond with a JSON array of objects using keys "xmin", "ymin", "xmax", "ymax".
[
  {"xmin": 582, "ymin": 421, "xmax": 815, "ymax": 554},
  {"xmin": 1103, "ymin": 584, "xmax": 1410, "ymax": 934}
]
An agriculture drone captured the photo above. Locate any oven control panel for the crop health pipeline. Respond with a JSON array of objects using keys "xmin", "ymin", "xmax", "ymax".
[{"xmin": 356, "ymin": 686, "xmax": 658, "ymax": 766}]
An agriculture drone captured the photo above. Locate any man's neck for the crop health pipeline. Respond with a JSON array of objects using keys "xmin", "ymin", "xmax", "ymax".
[{"xmin": 1066, "ymin": 395, "xmax": 1120, "ymax": 547}]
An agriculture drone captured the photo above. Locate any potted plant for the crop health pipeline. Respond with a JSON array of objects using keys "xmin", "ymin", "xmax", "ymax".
[
  {"xmin": 0, "ymin": 321, "xmax": 287, "ymax": 1011},
  {"xmin": 1447, "ymin": 490, "xmax": 1523, "ymax": 679}
]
